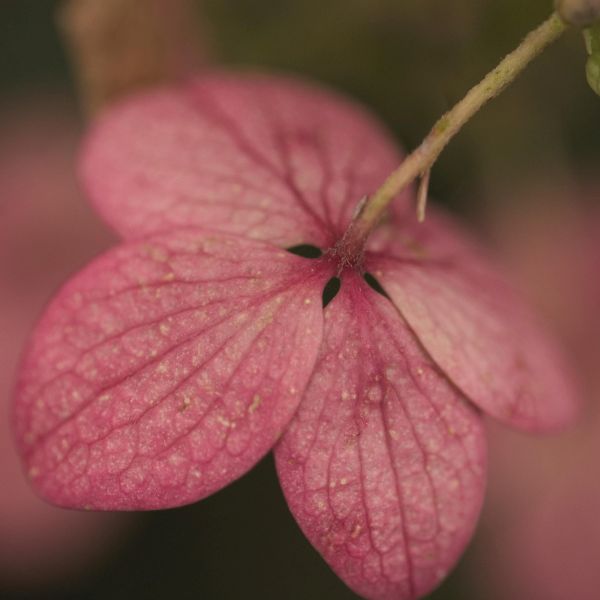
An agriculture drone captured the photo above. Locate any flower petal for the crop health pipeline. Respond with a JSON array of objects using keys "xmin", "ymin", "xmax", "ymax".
[
  {"xmin": 275, "ymin": 273, "xmax": 486, "ymax": 600},
  {"xmin": 366, "ymin": 208, "xmax": 578, "ymax": 431},
  {"xmin": 14, "ymin": 229, "xmax": 329, "ymax": 510},
  {"xmin": 81, "ymin": 71, "xmax": 405, "ymax": 247}
]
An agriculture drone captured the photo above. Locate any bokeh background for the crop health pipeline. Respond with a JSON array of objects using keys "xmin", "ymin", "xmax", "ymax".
[{"xmin": 1, "ymin": 1, "xmax": 598, "ymax": 599}]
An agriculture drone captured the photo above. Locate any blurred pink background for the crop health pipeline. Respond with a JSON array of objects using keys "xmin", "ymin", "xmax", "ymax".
[
  {"xmin": 0, "ymin": 95, "xmax": 131, "ymax": 590},
  {"xmin": 467, "ymin": 180, "xmax": 600, "ymax": 600}
]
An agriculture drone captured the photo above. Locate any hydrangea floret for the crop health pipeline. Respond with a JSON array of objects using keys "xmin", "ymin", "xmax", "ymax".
[{"xmin": 13, "ymin": 72, "xmax": 576, "ymax": 600}]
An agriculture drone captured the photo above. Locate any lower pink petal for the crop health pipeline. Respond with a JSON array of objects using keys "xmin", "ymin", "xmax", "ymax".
[
  {"xmin": 275, "ymin": 272, "xmax": 486, "ymax": 600},
  {"xmin": 14, "ymin": 229, "xmax": 329, "ymax": 510}
]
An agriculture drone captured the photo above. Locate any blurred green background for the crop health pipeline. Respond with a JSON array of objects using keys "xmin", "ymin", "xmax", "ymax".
[
  {"xmin": 0, "ymin": 1, "xmax": 597, "ymax": 599},
  {"xmin": 3, "ymin": 0, "xmax": 599, "ymax": 213}
]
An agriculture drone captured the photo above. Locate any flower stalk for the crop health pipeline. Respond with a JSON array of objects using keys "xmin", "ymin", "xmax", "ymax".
[{"xmin": 338, "ymin": 11, "xmax": 568, "ymax": 261}]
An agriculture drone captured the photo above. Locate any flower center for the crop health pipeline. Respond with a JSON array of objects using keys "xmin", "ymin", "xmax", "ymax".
[{"xmin": 285, "ymin": 242, "xmax": 388, "ymax": 309}]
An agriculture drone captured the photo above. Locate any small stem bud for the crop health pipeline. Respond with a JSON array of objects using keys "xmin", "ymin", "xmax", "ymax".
[
  {"xmin": 555, "ymin": 0, "xmax": 600, "ymax": 27},
  {"xmin": 583, "ymin": 22, "xmax": 600, "ymax": 94},
  {"xmin": 586, "ymin": 53, "xmax": 600, "ymax": 93}
]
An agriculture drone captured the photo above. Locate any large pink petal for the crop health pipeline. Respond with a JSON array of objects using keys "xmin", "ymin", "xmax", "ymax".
[
  {"xmin": 14, "ymin": 229, "xmax": 329, "ymax": 510},
  {"xmin": 275, "ymin": 272, "xmax": 486, "ymax": 600},
  {"xmin": 366, "ymin": 208, "xmax": 578, "ymax": 432},
  {"xmin": 81, "ymin": 71, "xmax": 405, "ymax": 247}
]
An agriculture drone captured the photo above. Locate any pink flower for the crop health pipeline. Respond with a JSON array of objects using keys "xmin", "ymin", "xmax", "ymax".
[
  {"xmin": 466, "ymin": 181, "xmax": 600, "ymax": 600},
  {"xmin": 0, "ymin": 99, "xmax": 129, "ymax": 587},
  {"xmin": 11, "ymin": 73, "xmax": 577, "ymax": 600}
]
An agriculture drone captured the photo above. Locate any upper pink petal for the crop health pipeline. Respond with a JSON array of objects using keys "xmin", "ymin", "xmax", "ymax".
[
  {"xmin": 366, "ymin": 208, "xmax": 578, "ymax": 432},
  {"xmin": 81, "ymin": 71, "xmax": 405, "ymax": 247},
  {"xmin": 275, "ymin": 272, "xmax": 486, "ymax": 600},
  {"xmin": 14, "ymin": 229, "xmax": 330, "ymax": 510}
]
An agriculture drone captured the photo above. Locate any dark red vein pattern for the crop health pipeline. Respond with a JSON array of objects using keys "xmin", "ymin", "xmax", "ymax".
[
  {"xmin": 81, "ymin": 72, "xmax": 406, "ymax": 247},
  {"xmin": 15, "ymin": 229, "xmax": 329, "ymax": 509},
  {"xmin": 276, "ymin": 273, "xmax": 485, "ymax": 600}
]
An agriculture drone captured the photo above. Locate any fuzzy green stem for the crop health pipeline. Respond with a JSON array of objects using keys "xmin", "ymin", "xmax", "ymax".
[{"xmin": 337, "ymin": 11, "xmax": 568, "ymax": 261}]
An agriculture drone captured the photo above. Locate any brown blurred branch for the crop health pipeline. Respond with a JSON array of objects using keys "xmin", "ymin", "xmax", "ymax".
[{"xmin": 59, "ymin": 0, "xmax": 211, "ymax": 116}]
